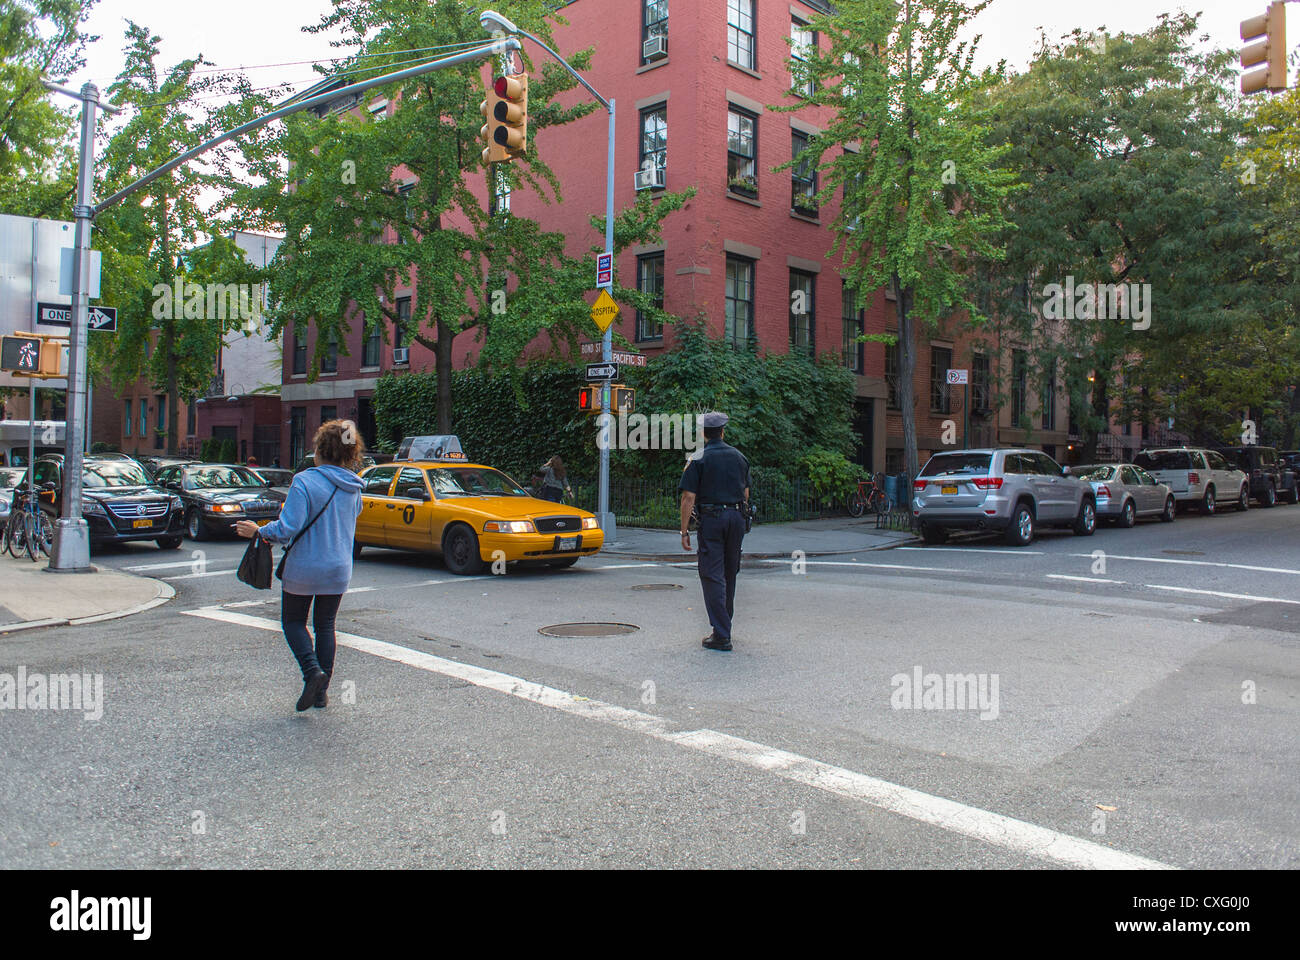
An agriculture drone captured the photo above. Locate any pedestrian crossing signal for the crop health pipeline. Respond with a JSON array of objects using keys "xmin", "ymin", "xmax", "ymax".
[
  {"xmin": 1, "ymin": 336, "xmax": 41, "ymax": 373},
  {"xmin": 612, "ymin": 385, "xmax": 635, "ymax": 415},
  {"xmin": 578, "ymin": 386, "xmax": 598, "ymax": 414}
]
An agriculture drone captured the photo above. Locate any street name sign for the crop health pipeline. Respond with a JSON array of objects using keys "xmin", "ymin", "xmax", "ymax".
[
  {"xmin": 580, "ymin": 342, "xmax": 646, "ymax": 366},
  {"xmin": 590, "ymin": 290, "xmax": 619, "ymax": 333},
  {"xmin": 586, "ymin": 362, "xmax": 619, "ymax": 382}
]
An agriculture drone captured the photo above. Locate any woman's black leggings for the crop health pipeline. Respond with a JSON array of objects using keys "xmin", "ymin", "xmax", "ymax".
[{"xmin": 281, "ymin": 591, "xmax": 343, "ymax": 680}]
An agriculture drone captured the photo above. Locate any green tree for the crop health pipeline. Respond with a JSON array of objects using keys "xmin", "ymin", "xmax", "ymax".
[
  {"xmin": 776, "ymin": 0, "xmax": 1017, "ymax": 476},
  {"xmin": 0, "ymin": 0, "xmax": 97, "ymax": 218}
]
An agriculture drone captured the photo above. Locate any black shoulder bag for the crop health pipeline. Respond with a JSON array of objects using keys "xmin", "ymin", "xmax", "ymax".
[
  {"xmin": 236, "ymin": 533, "xmax": 273, "ymax": 590},
  {"xmin": 275, "ymin": 487, "xmax": 338, "ymax": 581}
]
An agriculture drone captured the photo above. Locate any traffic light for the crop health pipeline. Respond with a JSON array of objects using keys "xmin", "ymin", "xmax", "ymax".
[
  {"xmin": 578, "ymin": 386, "xmax": 598, "ymax": 414},
  {"xmin": 480, "ymin": 72, "xmax": 528, "ymax": 165},
  {"xmin": 612, "ymin": 385, "xmax": 635, "ymax": 415},
  {"xmin": 1, "ymin": 336, "xmax": 40, "ymax": 374},
  {"xmin": 1241, "ymin": 2, "xmax": 1287, "ymax": 95}
]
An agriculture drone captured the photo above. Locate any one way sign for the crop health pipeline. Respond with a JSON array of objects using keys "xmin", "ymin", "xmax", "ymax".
[
  {"xmin": 585, "ymin": 362, "xmax": 619, "ymax": 382},
  {"xmin": 89, "ymin": 306, "xmax": 117, "ymax": 332},
  {"xmin": 36, "ymin": 302, "xmax": 117, "ymax": 332}
]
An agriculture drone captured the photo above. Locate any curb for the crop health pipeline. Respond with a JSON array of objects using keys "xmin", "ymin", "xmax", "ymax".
[{"xmin": 0, "ymin": 578, "xmax": 175, "ymax": 636}]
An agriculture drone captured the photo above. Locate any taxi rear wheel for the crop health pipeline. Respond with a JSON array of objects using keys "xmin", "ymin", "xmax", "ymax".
[{"xmin": 443, "ymin": 524, "xmax": 484, "ymax": 576}]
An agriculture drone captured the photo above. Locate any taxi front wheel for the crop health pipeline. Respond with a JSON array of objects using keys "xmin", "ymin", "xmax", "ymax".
[{"xmin": 443, "ymin": 524, "xmax": 484, "ymax": 576}]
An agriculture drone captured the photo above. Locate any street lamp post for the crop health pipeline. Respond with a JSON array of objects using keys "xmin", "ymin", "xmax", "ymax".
[{"xmin": 480, "ymin": 11, "xmax": 618, "ymax": 543}]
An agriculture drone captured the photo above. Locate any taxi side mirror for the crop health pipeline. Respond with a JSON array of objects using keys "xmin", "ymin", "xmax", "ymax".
[{"xmin": 404, "ymin": 487, "xmax": 430, "ymax": 501}]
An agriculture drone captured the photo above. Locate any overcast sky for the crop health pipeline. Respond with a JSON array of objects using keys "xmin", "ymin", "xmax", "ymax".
[{"xmin": 67, "ymin": 0, "xmax": 1260, "ymax": 98}]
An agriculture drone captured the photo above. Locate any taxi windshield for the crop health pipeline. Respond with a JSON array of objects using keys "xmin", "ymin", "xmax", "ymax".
[
  {"xmin": 185, "ymin": 466, "xmax": 265, "ymax": 490},
  {"xmin": 427, "ymin": 467, "xmax": 527, "ymax": 497}
]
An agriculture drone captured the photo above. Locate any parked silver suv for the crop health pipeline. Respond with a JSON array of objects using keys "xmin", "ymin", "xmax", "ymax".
[
  {"xmin": 913, "ymin": 449, "xmax": 1097, "ymax": 547},
  {"xmin": 1132, "ymin": 448, "xmax": 1249, "ymax": 515}
]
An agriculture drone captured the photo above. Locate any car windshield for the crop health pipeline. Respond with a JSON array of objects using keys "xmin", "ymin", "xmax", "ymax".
[
  {"xmin": 83, "ymin": 462, "xmax": 151, "ymax": 488},
  {"xmin": 921, "ymin": 453, "xmax": 991, "ymax": 477},
  {"xmin": 1072, "ymin": 465, "xmax": 1114, "ymax": 481},
  {"xmin": 1135, "ymin": 451, "xmax": 1192, "ymax": 471},
  {"xmin": 185, "ymin": 466, "xmax": 265, "ymax": 489},
  {"xmin": 427, "ymin": 467, "xmax": 527, "ymax": 497}
]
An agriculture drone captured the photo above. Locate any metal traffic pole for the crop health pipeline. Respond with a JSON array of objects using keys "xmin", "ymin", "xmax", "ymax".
[{"xmin": 478, "ymin": 10, "xmax": 618, "ymax": 541}]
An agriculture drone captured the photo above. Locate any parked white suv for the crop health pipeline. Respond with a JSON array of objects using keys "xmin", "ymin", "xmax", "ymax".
[{"xmin": 1132, "ymin": 448, "xmax": 1249, "ymax": 515}]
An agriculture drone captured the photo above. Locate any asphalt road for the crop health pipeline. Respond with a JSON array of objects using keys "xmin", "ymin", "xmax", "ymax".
[{"xmin": 1, "ymin": 500, "xmax": 1296, "ymax": 869}]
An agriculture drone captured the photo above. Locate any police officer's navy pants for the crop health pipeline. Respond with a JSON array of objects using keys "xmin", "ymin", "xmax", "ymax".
[{"xmin": 697, "ymin": 509, "xmax": 745, "ymax": 640}]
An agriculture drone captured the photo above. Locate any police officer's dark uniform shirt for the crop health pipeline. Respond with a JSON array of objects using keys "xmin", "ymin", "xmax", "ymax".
[{"xmin": 680, "ymin": 440, "xmax": 750, "ymax": 640}]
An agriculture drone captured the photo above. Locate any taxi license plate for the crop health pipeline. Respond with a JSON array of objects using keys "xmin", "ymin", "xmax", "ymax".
[
  {"xmin": 555, "ymin": 535, "xmax": 579, "ymax": 552},
  {"xmin": 132, "ymin": 518, "xmax": 153, "ymax": 529},
  {"xmin": 941, "ymin": 485, "xmax": 958, "ymax": 495}
]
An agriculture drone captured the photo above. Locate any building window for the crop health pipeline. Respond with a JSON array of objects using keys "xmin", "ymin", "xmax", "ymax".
[
  {"xmin": 321, "ymin": 332, "xmax": 338, "ymax": 374},
  {"xmin": 395, "ymin": 297, "xmax": 410, "ymax": 351},
  {"xmin": 290, "ymin": 407, "xmax": 306, "ymax": 467},
  {"xmin": 642, "ymin": 0, "xmax": 668, "ymax": 63},
  {"xmin": 1012, "ymin": 349, "xmax": 1028, "ymax": 426},
  {"xmin": 398, "ymin": 182, "xmax": 416, "ymax": 241},
  {"xmin": 841, "ymin": 284, "xmax": 863, "ymax": 373},
  {"xmin": 124, "ymin": 400, "xmax": 132, "ymax": 438},
  {"xmin": 321, "ymin": 405, "xmax": 337, "ymax": 427},
  {"xmin": 489, "ymin": 168, "xmax": 511, "ymax": 217},
  {"xmin": 791, "ymin": 130, "xmax": 817, "ymax": 215},
  {"xmin": 639, "ymin": 104, "xmax": 667, "ymax": 185},
  {"xmin": 187, "ymin": 401, "xmax": 196, "ymax": 436},
  {"xmin": 292, "ymin": 328, "xmax": 307, "ymax": 375},
  {"xmin": 363, "ymin": 317, "xmax": 381, "ymax": 368},
  {"xmin": 972, "ymin": 353, "xmax": 990, "ymax": 412},
  {"xmin": 930, "ymin": 346, "xmax": 953, "ymax": 414},
  {"xmin": 155, "ymin": 394, "xmax": 166, "ymax": 449},
  {"xmin": 727, "ymin": 107, "xmax": 757, "ymax": 194},
  {"xmin": 885, "ymin": 340, "xmax": 900, "ymax": 410},
  {"xmin": 791, "ymin": 18, "xmax": 816, "ymax": 96},
  {"xmin": 725, "ymin": 256, "xmax": 755, "ymax": 346},
  {"xmin": 789, "ymin": 270, "xmax": 815, "ymax": 352},
  {"xmin": 727, "ymin": 0, "xmax": 755, "ymax": 69},
  {"xmin": 636, "ymin": 253, "xmax": 665, "ymax": 341},
  {"xmin": 1042, "ymin": 362, "xmax": 1056, "ymax": 430},
  {"xmin": 139, "ymin": 401, "xmax": 148, "ymax": 439}
]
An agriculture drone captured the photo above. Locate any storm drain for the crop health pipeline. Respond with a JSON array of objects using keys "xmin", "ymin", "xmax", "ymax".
[
  {"xmin": 539, "ymin": 622, "xmax": 640, "ymax": 638},
  {"xmin": 630, "ymin": 583, "xmax": 684, "ymax": 591}
]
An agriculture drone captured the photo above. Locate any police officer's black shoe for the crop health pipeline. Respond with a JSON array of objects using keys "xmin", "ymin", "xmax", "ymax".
[{"xmin": 702, "ymin": 635, "xmax": 732, "ymax": 652}]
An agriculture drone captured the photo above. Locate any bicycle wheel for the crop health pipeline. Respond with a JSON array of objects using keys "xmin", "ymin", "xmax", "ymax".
[
  {"xmin": 34, "ymin": 513, "xmax": 54, "ymax": 557},
  {"xmin": 847, "ymin": 490, "xmax": 866, "ymax": 518},
  {"xmin": 21, "ymin": 513, "xmax": 41, "ymax": 561},
  {"xmin": 870, "ymin": 490, "xmax": 889, "ymax": 517},
  {"xmin": 4, "ymin": 511, "xmax": 25, "ymax": 558}
]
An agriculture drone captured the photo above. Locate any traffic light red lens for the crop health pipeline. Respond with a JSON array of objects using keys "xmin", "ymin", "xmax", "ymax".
[{"xmin": 494, "ymin": 76, "xmax": 510, "ymax": 97}]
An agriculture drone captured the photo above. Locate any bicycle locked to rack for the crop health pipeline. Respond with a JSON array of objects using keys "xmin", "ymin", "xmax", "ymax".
[{"xmin": 3, "ymin": 483, "xmax": 55, "ymax": 561}]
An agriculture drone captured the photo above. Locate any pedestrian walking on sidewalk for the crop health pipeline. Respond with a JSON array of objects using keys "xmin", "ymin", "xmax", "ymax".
[
  {"xmin": 679, "ymin": 412, "xmax": 751, "ymax": 651},
  {"xmin": 236, "ymin": 420, "xmax": 364, "ymax": 711}
]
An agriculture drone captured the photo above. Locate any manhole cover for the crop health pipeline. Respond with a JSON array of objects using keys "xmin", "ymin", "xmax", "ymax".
[
  {"xmin": 539, "ymin": 622, "xmax": 640, "ymax": 637},
  {"xmin": 1162, "ymin": 550, "xmax": 1206, "ymax": 557},
  {"xmin": 631, "ymin": 583, "xmax": 684, "ymax": 591}
]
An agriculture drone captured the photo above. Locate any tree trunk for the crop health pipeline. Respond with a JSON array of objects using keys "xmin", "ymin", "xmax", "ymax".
[
  {"xmin": 895, "ymin": 276, "xmax": 920, "ymax": 478},
  {"xmin": 435, "ymin": 316, "xmax": 453, "ymax": 434},
  {"xmin": 165, "ymin": 329, "xmax": 178, "ymax": 456},
  {"xmin": 1082, "ymin": 376, "xmax": 1109, "ymax": 463}
]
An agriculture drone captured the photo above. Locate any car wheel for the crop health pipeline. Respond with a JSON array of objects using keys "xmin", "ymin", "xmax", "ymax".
[
  {"xmin": 1260, "ymin": 483, "xmax": 1277, "ymax": 508},
  {"xmin": 1237, "ymin": 485, "xmax": 1251, "ymax": 512},
  {"xmin": 1160, "ymin": 496, "xmax": 1176, "ymax": 523},
  {"xmin": 920, "ymin": 524, "xmax": 948, "ymax": 545},
  {"xmin": 442, "ymin": 524, "xmax": 484, "ymax": 576},
  {"xmin": 1073, "ymin": 499, "xmax": 1097, "ymax": 536},
  {"xmin": 1288, "ymin": 485, "xmax": 1300, "ymax": 505},
  {"xmin": 1005, "ymin": 504, "xmax": 1034, "ymax": 547},
  {"xmin": 156, "ymin": 536, "xmax": 182, "ymax": 550},
  {"xmin": 1120, "ymin": 500, "xmax": 1137, "ymax": 528},
  {"xmin": 186, "ymin": 508, "xmax": 209, "ymax": 541},
  {"xmin": 1202, "ymin": 487, "xmax": 1216, "ymax": 516},
  {"xmin": 547, "ymin": 557, "xmax": 580, "ymax": 569}
]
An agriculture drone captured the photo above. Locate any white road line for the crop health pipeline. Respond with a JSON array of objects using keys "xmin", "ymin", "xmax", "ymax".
[
  {"xmin": 183, "ymin": 605, "xmax": 1173, "ymax": 870},
  {"xmin": 1046, "ymin": 575, "xmax": 1128, "ymax": 585},
  {"xmin": 124, "ymin": 559, "xmax": 206, "ymax": 572},
  {"xmin": 162, "ymin": 569, "xmax": 236, "ymax": 581},
  {"xmin": 1146, "ymin": 585, "xmax": 1300, "ymax": 606},
  {"xmin": 597, "ymin": 563, "xmax": 666, "ymax": 570},
  {"xmin": 900, "ymin": 547, "xmax": 1045, "ymax": 556},
  {"xmin": 1070, "ymin": 553, "xmax": 1300, "ymax": 576},
  {"xmin": 758, "ymin": 560, "xmax": 962, "ymax": 573}
]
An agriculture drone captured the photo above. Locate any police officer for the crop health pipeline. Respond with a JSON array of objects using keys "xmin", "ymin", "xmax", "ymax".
[{"xmin": 679, "ymin": 412, "xmax": 750, "ymax": 651}]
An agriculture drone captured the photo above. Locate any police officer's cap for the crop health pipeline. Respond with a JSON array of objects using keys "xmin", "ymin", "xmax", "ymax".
[{"xmin": 701, "ymin": 412, "xmax": 729, "ymax": 429}]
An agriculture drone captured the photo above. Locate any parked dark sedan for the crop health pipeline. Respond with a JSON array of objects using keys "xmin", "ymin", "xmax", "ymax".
[
  {"xmin": 252, "ymin": 467, "xmax": 294, "ymax": 489},
  {"xmin": 151, "ymin": 463, "xmax": 286, "ymax": 540},
  {"xmin": 26, "ymin": 454, "xmax": 185, "ymax": 549}
]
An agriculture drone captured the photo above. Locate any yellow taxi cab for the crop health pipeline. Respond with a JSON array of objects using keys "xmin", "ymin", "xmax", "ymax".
[{"xmin": 353, "ymin": 436, "xmax": 604, "ymax": 574}]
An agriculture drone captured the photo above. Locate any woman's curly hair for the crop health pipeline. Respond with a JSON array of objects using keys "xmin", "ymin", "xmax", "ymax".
[{"xmin": 314, "ymin": 419, "xmax": 366, "ymax": 471}]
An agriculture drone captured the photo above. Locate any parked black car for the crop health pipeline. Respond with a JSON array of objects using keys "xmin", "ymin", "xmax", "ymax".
[
  {"xmin": 136, "ymin": 455, "xmax": 199, "ymax": 481},
  {"xmin": 252, "ymin": 467, "xmax": 294, "ymax": 489},
  {"xmin": 294, "ymin": 453, "xmax": 376, "ymax": 474},
  {"xmin": 1216, "ymin": 446, "xmax": 1299, "ymax": 506},
  {"xmin": 150, "ymin": 462, "xmax": 286, "ymax": 540},
  {"xmin": 26, "ymin": 454, "xmax": 185, "ymax": 549}
]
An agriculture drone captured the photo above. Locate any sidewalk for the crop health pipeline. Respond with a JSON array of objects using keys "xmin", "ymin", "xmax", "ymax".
[
  {"xmin": 604, "ymin": 517, "xmax": 916, "ymax": 560},
  {"xmin": 0, "ymin": 557, "xmax": 174, "ymax": 634}
]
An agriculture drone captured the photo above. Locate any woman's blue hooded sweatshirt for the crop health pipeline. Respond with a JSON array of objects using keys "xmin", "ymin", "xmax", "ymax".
[{"xmin": 258, "ymin": 464, "xmax": 364, "ymax": 596}]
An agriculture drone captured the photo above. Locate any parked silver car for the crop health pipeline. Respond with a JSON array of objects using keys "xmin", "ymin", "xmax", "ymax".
[
  {"xmin": 1067, "ymin": 463, "xmax": 1176, "ymax": 526},
  {"xmin": 1132, "ymin": 448, "xmax": 1249, "ymax": 515},
  {"xmin": 913, "ymin": 449, "xmax": 1096, "ymax": 547}
]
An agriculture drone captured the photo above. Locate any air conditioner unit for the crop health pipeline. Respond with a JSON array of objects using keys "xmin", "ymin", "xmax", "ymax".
[
  {"xmin": 634, "ymin": 167, "xmax": 665, "ymax": 191},
  {"xmin": 392, "ymin": 347, "xmax": 410, "ymax": 365},
  {"xmin": 643, "ymin": 36, "xmax": 668, "ymax": 62}
]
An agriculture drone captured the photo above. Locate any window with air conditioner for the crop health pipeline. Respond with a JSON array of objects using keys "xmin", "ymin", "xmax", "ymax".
[
  {"xmin": 392, "ymin": 347, "xmax": 410, "ymax": 365},
  {"xmin": 642, "ymin": 0, "xmax": 668, "ymax": 64},
  {"xmin": 638, "ymin": 105, "xmax": 666, "ymax": 190}
]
